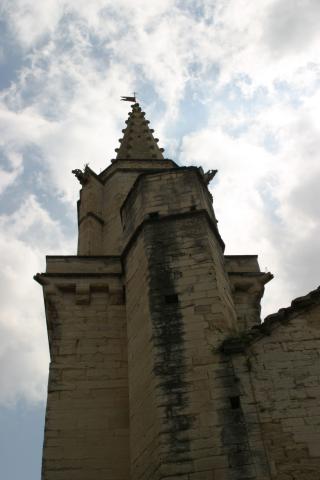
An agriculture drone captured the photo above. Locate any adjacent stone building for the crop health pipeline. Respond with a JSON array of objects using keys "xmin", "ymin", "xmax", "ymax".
[{"xmin": 35, "ymin": 102, "xmax": 320, "ymax": 480}]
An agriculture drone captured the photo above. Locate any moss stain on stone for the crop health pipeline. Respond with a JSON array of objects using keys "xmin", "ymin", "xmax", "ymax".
[{"xmin": 146, "ymin": 220, "xmax": 193, "ymax": 462}]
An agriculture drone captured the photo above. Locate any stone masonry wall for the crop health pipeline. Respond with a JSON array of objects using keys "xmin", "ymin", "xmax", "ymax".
[
  {"xmin": 229, "ymin": 305, "xmax": 320, "ymax": 480},
  {"xmin": 78, "ymin": 174, "xmax": 104, "ymax": 255},
  {"xmin": 77, "ymin": 160, "xmax": 175, "ymax": 256},
  {"xmin": 124, "ymin": 228, "xmax": 160, "ymax": 480},
  {"xmin": 121, "ymin": 169, "xmax": 216, "ymax": 245},
  {"xmin": 224, "ymin": 256, "xmax": 272, "ymax": 331},
  {"xmin": 41, "ymin": 150, "xmax": 293, "ymax": 480},
  {"xmin": 124, "ymin": 210, "xmax": 247, "ymax": 480},
  {"xmin": 102, "ymin": 170, "xmax": 141, "ymax": 255},
  {"xmin": 42, "ymin": 272, "xmax": 129, "ymax": 480}
]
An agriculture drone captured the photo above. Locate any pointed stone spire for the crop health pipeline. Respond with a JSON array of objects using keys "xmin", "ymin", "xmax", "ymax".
[{"xmin": 115, "ymin": 103, "xmax": 165, "ymax": 160}]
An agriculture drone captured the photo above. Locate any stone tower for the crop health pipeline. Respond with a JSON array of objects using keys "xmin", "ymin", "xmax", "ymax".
[{"xmin": 36, "ymin": 102, "xmax": 320, "ymax": 480}]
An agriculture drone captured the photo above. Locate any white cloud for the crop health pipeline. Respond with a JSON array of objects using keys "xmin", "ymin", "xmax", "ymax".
[
  {"xmin": 0, "ymin": 67, "xmax": 134, "ymax": 201},
  {"xmin": 264, "ymin": 0, "xmax": 320, "ymax": 55},
  {"xmin": 1, "ymin": 0, "xmax": 64, "ymax": 48},
  {"xmin": 179, "ymin": 88, "xmax": 320, "ymax": 316},
  {"xmin": 0, "ymin": 195, "xmax": 73, "ymax": 405},
  {"xmin": 0, "ymin": 151, "xmax": 23, "ymax": 194},
  {"xmin": 2, "ymin": 0, "xmax": 319, "ymax": 94}
]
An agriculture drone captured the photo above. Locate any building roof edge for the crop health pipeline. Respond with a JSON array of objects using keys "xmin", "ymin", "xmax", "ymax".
[{"xmin": 221, "ymin": 285, "xmax": 320, "ymax": 354}]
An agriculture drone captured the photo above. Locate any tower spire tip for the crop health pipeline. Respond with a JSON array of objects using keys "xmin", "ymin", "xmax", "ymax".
[{"xmin": 116, "ymin": 98, "xmax": 164, "ymax": 160}]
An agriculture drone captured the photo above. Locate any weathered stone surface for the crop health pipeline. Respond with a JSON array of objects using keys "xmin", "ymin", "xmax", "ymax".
[{"xmin": 36, "ymin": 102, "xmax": 320, "ymax": 480}]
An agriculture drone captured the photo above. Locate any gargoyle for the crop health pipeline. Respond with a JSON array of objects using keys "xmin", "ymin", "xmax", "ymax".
[
  {"xmin": 203, "ymin": 169, "xmax": 217, "ymax": 185},
  {"xmin": 72, "ymin": 165, "xmax": 89, "ymax": 185}
]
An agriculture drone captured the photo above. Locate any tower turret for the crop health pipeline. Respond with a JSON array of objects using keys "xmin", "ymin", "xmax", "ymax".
[{"xmin": 35, "ymin": 101, "xmax": 272, "ymax": 480}]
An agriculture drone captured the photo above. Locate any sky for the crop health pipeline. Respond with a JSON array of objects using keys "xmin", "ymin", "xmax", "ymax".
[{"xmin": 0, "ymin": 0, "xmax": 319, "ymax": 478}]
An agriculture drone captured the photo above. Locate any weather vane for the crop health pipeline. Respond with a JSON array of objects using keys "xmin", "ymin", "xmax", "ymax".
[{"xmin": 121, "ymin": 92, "xmax": 137, "ymax": 103}]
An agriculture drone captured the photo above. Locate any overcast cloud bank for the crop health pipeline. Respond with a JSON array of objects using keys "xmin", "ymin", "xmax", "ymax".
[{"xmin": 0, "ymin": 0, "xmax": 319, "ymax": 407}]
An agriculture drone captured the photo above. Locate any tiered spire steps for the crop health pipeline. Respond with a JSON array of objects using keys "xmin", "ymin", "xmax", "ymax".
[{"xmin": 115, "ymin": 103, "xmax": 165, "ymax": 160}]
